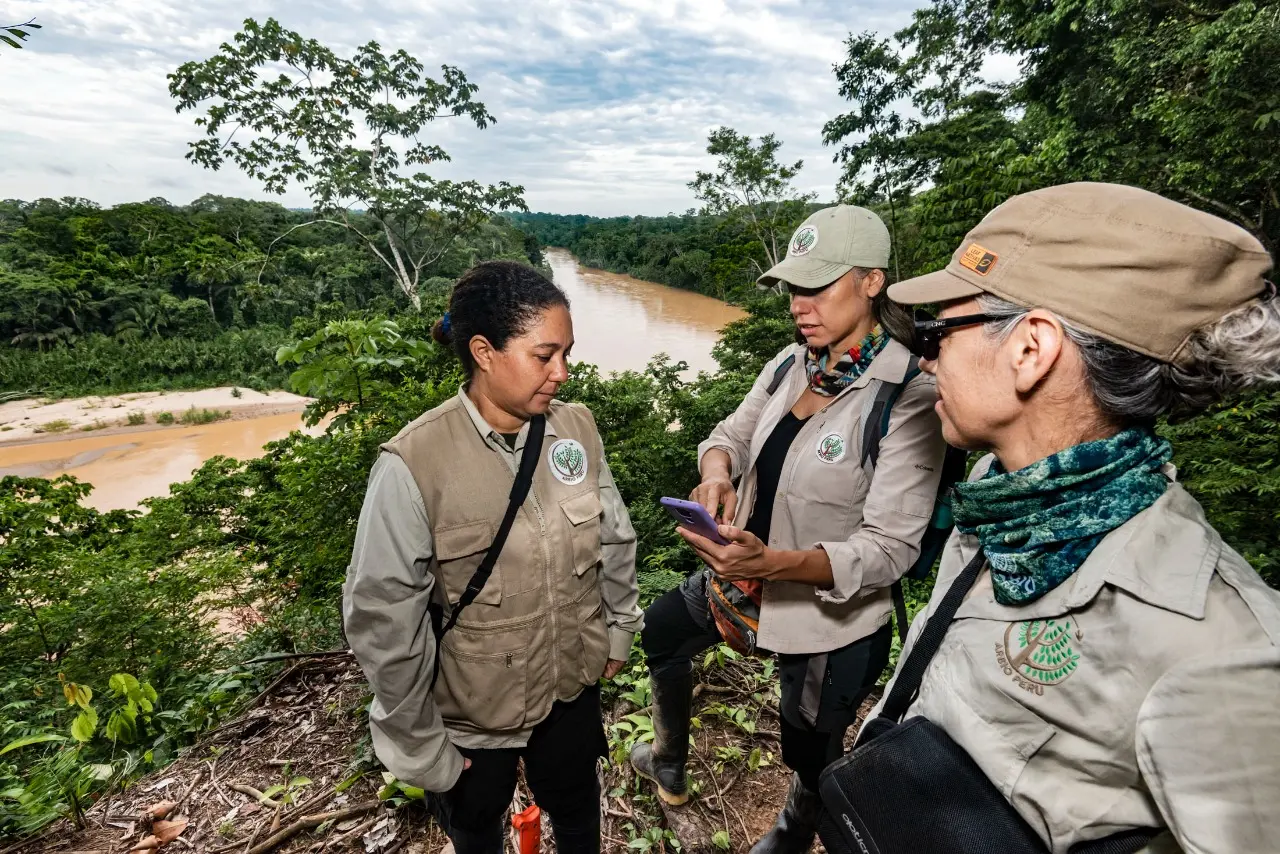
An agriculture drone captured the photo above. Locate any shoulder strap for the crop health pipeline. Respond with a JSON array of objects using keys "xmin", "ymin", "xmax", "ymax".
[
  {"xmin": 878, "ymin": 549, "xmax": 986, "ymax": 724},
  {"xmin": 861, "ymin": 364, "xmax": 921, "ymax": 470},
  {"xmin": 429, "ymin": 414, "xmax": 546, "ymax": 692},
  {"xmin": 765, "ymin": 353, "xmax": 797, "ymax": 396}
]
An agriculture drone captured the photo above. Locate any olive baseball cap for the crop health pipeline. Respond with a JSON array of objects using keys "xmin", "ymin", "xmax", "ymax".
[
  {"xmin": 887, "ymin": 182, "xmax": 1274, "ymax": 365},
  {"xmin": 757, "ymin": 205, "xmax": 891, "ymax": 290}
]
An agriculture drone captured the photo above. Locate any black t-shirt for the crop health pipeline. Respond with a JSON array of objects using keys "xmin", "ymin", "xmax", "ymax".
[{"xmin": 743, "ymin": 411, "xmax": 810, "ymax": 545}]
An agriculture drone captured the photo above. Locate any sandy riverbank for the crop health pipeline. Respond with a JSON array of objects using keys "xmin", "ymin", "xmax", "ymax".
[{"xmin": 0, "ymin": 387, "xmax": 312, "ymax": 446}]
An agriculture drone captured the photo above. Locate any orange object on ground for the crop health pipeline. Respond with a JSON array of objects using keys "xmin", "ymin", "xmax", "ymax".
[{"xmin": 512, "ymin": 804, "xmax": 542, "ymax": 854}]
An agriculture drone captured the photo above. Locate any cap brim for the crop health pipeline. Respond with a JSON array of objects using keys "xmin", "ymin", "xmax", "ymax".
[
  {"xmin": 757, "ymin": 256, "xmax": 852, "ymax": 290},
  {"xmin": 888, "ymin": 268, "xmax": 985, "ymax": 305}
]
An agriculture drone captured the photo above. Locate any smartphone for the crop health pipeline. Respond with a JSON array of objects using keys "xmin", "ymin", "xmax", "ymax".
[{"xmin": 660, "ymin": 497, "xmax": 730, "ymax": 545}]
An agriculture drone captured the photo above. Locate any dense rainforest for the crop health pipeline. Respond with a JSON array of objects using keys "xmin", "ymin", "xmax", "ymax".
[{"xmin": 3, "ymin": 1, "xmax": 1280, "ymax": 849}]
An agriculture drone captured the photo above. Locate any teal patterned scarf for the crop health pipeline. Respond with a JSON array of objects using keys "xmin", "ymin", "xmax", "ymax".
[
  {"xmin": 952, "ymin": 428, "xmax": 1173, "ymax": 605},
  {"xmin": 805, "ymin": 325, "xmax": 888, "ymax": 397}
]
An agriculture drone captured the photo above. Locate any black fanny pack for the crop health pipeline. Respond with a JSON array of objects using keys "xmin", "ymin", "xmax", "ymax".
[{"xmin": 816, "ymin": 551, "xmax": 1160, "ymax": 854}]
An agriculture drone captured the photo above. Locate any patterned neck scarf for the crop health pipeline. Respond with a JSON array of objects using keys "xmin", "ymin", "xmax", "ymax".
[
  {"xmin": 804, "ymin": 325, "xmax": 888, "ymax": 397},
  {"xmin": 952, "ymin": 428, "xmax": 1173, "ymax": 606}
]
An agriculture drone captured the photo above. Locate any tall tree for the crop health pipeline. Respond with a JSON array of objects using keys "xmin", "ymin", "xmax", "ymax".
[
  {"xmin": 689, "ymin": 127, "xmax": 815, "ymax": 282},
  {"xmin": 827, "ymin": 0, "xmax": 1280, "ymax": 257},
  {"xmin": 169, "ymin": 17, "xmax": 526, "ymax": 309}
]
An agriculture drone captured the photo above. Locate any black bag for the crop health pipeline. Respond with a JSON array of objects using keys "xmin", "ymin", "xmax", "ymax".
[
  {"xmin": 816, "ymin": 550, "xmax": 1160, "ymax": 854},
  {"xmin": 427, "ymin": 415, "xmax": 545, "ymax": 692}
]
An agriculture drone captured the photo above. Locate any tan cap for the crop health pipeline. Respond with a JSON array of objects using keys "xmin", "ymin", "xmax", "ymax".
[
  {"xmin": 887, "ymin": 182, "xmax": 1273, "ymax": 365},
  {"xmin": 758, "ymin": 205, "xmax": 891, "ymax": 290}
]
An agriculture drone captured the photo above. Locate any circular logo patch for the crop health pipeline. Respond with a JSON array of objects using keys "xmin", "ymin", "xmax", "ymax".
[
  {"xmin": 548, "ymin": 439, "xmax": 588, "ymax": 485},
  {"xmin": 789, "ymin": 224, "xmax": 819, "ymax": 257},
  {"xmin": 815, "ymin": 433, "xmax": 846, "ymax": 464},
  {"xmin": 996, "ymin": 619, "xmax": 1081, "ymax": 690}
]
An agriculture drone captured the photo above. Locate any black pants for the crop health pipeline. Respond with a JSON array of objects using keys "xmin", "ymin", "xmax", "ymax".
[
  {"xmin": 643, "ymin": 570, "xmax": 892, "ymax": 792},
  {"xmin": 430, "ymin": 685, "xmax": 608, "ymax": 854}
]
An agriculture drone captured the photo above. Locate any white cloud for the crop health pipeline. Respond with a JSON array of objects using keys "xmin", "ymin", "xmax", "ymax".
[{"xmin": 0, "ymin": 0, "xmax": 930, "ymax": 215}]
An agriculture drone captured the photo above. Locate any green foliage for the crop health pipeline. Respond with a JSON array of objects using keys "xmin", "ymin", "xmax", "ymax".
[
  {"xmin": 169, "ymin": 17, "xmax": 526, "ymax": 309},
  {"xmin": 1160, "ymin": 390, "xmax": 1280, "ymax": 587},
  {"xmin": 0, "ymin": 17, "xmax": 41, "ymax": 51},
  {"xmin": 689, "ymin": 127, "xmax": 816, "ymax": 280},
  {"xmin": 0, "ymin": 328, "xmax": 291, "ymax": 397},
  {"xmin": 155, "ymin": 411, "xmax": 175, "ymax": 424},
  {"xmin": 126, "ymin": 411, "xmax": 147, "ymax": 426},
  {"xmin": 178, "ymin": 407, "xmax": 229, "ymax": 426},
  {"xmin": 276, "ymin": 318, "xmax": 432, "ymax": 426}
]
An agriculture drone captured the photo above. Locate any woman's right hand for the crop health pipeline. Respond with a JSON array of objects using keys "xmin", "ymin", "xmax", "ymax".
[{"xmin": 691, "ymin": 477, "xmax": 737, "ymax": 525}]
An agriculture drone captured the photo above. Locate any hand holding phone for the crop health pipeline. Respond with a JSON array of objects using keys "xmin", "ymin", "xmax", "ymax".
[{"xmin": 660, "ymin": 497, "xmax": 730, "ymax": 545}]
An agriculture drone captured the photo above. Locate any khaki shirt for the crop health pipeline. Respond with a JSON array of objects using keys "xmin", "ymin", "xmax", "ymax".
[
  {"xmin": 343, "ymin": 391, "xmax": 642, "ymax": 792},
  {"xmin": 698, "ymin": 339, "xmax": 947, "ymax": 654},
  {"xmin": 870, "ymin": 458, "xmax": 1280, "ymax": 853}
]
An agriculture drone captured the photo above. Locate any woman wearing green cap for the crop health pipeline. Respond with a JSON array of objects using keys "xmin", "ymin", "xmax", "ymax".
[
  {"xmin": 631, "ymin": 205, "xmax": 950, "ymax": 853},
  {"xmin": 826, "ymin": 183, "xmax": 1280, "ymax": 854}
]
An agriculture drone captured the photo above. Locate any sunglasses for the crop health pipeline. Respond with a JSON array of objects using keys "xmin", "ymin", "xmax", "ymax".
[{"xmin": 913, "ymin": 312, "xmax": 1002, "ymax": 360}]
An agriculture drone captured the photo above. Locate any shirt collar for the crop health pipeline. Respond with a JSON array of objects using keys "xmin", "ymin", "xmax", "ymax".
[
  {"xmin": 850, "ymin": 337, "xmax": 914, "ymax": 390},
  {"xmin": 455, "ymin": 386, "xmax": 560, "ymax": 453}
]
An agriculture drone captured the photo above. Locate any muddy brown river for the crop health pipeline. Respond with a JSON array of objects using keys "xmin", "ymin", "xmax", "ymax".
[{"xmin": 0, "ymin": 254, "xmax": 744, "ymax": 510}]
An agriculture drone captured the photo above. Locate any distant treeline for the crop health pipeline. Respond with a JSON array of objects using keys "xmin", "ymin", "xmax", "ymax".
[
  {"xmin": 0, "ymin": 196, "xmax": 541, "ymax": 395},
  {"xmin": 510, "ymin": 211, "xmax": 818, "ymax": 303}
]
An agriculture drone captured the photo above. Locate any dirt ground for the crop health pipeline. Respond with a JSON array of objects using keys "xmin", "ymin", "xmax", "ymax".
[
  {"xmin": 0, "ymin": 388, "xmax": 311, "ymax": 446},
  {"xmin": 3, "ymin": 654, "xmax": 882, "ymax": 854}
]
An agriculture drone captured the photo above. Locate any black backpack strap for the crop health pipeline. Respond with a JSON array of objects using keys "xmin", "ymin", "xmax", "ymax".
[
  {"xmin": 765, "ymin": 353, "xmax": 797, "ymax": 396},
  {"xmin": 861, "ymin": 364, "xmax": 923, "ymax": 643},
  {"xmin": 879, "ymin": 549, "xmax": 986, "ymax": 724},
  {"xmin": 429, "ymin": 414, "xmax": 546, "ymax": 692},
  {"xmin": 891, "ymin": 582, "xmax": 910, "ymax": 645},
  {"xmin": 860, "ymin": 364, "xmax": 921, "ymax": 470}
]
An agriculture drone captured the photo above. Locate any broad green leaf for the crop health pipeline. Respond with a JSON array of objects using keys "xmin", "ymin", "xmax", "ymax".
[
  {"xmin": 288, "ymin": 776, "xmax": 312, "ymax": 788},
  {"xmin": 260, "ymin": 784, "xmax": 285, "ymax": 800},
  {"xmin": 89, "ymin": 763, "xmax": 114, "ymax": 781},
  {"xmin": 71, "ymin": 708, "xmax": 99, "ymax": 743},
  {"xmin": 0, "ymin": 732, "xmax": 67, "ymax": 755},
  {"xmin": 712, "ymin": 831, "xmax": 731, "ymax": 850},
  {"xmin": 335, "ymin": 772, "xmax": 364, "ymax": 794}
]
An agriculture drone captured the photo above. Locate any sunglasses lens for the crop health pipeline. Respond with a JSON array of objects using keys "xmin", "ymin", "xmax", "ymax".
[{"xmin": 923, "ymin": 333, "xmax": 941, "ymax": 361}]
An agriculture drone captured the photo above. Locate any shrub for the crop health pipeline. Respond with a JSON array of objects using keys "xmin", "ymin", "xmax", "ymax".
[
  {"xmin": 126, "ymin": 411, "xmax": 147, "ymax": 426},
  {"xmin": 179, "ymin": 407, "xmax": 230, "ymax": 426},
  {"xmin": 155, "ymin": 412, "xmax": 175, "ymax": 424}
]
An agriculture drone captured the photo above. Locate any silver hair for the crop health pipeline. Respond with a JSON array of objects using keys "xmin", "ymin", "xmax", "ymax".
[{"xmin": 975, "ymin": 292, "xmax": 1280, "ymax": 422}]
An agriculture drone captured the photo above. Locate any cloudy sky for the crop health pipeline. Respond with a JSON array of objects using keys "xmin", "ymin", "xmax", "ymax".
[{"xmin": 1, "ymin": 0, "xmax": 933, "ymax": 216}]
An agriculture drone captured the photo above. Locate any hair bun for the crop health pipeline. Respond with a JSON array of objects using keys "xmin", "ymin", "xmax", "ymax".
[{"xmin": 431, "ymin": 316, "xmax": 453, "ymax": 346}]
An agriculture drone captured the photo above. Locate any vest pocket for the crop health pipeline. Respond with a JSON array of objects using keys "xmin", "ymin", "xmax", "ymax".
[
  {"xmin": 576, "ymin": 594, "xmax": 610, "ymax": 683},
  {"xmin": 434, "ymin": 519, "xmax": 502, "ymax": 607},
  {"xmin": 560, "ymin": 490, "xmax": 603, "ymax": 577},
  {"xmin": 436, "ymin": 617, "xmax": 540, "ymax": 732}
]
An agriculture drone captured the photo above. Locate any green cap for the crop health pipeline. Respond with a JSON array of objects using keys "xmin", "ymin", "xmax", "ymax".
[{"xmin": 757, "ymin": 205, "xmax": 892, "ymax": 290}]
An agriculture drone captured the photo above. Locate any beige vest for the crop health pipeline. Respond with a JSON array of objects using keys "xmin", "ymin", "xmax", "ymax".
[{"xmin": 381, "ymin": 397, "xmax": 610, "ymax": 736}]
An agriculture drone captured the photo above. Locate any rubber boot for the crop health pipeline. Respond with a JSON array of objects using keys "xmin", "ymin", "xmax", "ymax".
[
  {"xmin": 445, "ymin": 822, "xmax": 504, "ymax": 854},
  {"xmin": 550, "ymin": 810, "xmax": 602, "ymax": 854},
  {"xmin": 628, "ymin": 670, "xmax": 693, "ymax": 805},
  {"xmin": 748, "ymin": 773, "xmax": 824, "ymax": 854}
]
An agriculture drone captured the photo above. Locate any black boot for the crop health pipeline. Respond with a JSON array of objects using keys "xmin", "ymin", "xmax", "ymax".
[
  {"xmin": 444, "ymin": 821, "xmax": 504, "ymax": 854},
  {"xmin": 550, "ymin": 810, "xmax": 602, "ymax": 854},
  {"xmin": 748, "ymin": 773, "xmax": 824, "ymax": 854},
  {"xmin": 629, "ymin": 669, "xmax": 693, "ymax": 805}
]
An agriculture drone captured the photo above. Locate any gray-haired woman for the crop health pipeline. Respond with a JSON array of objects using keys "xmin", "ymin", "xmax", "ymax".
[{"xmin": 843, "ymin": 182, "xmax": 1280, "ymax": 853}]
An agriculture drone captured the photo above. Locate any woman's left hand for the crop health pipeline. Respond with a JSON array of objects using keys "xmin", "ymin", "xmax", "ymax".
[
  {"xmin": 678, "ymin": 525, "xmax": 773, "ymax": 581},
  {"xmin": 602, "ymin": 659, "xmax": 626, "ymax": 680}
]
